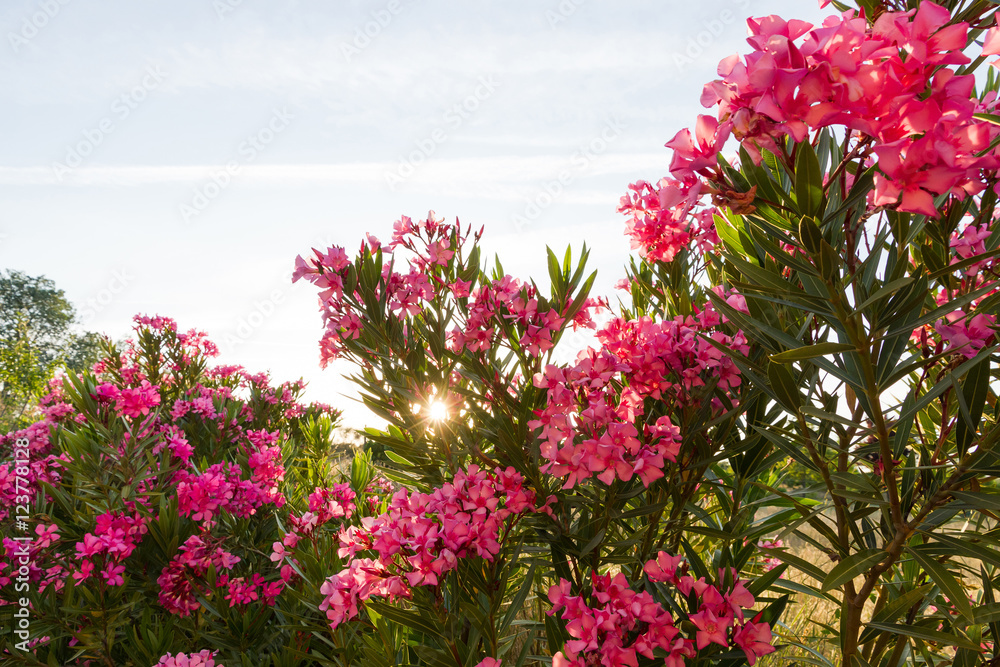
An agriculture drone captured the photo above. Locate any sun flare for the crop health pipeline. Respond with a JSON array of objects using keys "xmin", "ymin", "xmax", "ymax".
[{"xmin": 427, "ymin": 400, "xmax": 449, "ymax": 422}]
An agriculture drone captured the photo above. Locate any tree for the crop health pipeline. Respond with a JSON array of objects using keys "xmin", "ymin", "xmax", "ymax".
[{"xmin": 0, "ymin": 270, "xmax": 103, "ymax": 430}]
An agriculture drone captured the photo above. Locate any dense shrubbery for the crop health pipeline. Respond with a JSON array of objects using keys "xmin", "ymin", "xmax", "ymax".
[
  {"xmin": 0, "ymin": 316, "xmax": 364, "ymax": 665},
  {"xmin": 9, "ymin": 1, "xmax": 1000, "ymax": 666}
]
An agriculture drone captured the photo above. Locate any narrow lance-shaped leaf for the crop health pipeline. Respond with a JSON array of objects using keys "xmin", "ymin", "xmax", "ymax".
[
  {"xmin": 795, "ymin": 142, "xmax": 825, "ymax": 218},
  {"xmin": 821, "ymin": 549, "xmax": 885, "ymax": 592},
  {"xmin": 770, "ymin": 342, "xmax": 855, "ymax": 363}
]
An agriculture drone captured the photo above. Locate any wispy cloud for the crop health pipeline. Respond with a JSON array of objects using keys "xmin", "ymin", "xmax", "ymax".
[{"xmin": 0, "ymin": 153, "xmax": 668, "ymax": 191}]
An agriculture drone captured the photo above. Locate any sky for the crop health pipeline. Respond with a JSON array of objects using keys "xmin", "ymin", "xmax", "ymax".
[{"xmin": 0, "ymin": 0, "xmax": 830, "ymax": 428}]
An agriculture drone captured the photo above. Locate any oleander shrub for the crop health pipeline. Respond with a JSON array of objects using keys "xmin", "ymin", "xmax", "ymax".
[
  {"xmin": 292, "ymin": 1, "xmax": 1000, "ymax": 665},
  {"xmin": 10, "ymin": 1, "xmax": 1000, "ymax": 666},
  {"xmin": 0, "ymin": 316, "xmax": 364, "ymax": 666}
]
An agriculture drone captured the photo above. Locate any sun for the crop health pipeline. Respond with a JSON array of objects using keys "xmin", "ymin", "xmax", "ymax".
[{"xmin": 427, "ymin": 400, "xmax": 449, "ymax": 422}]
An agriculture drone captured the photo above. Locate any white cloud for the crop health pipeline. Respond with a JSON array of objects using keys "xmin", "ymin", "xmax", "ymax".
[{"xmin": 0, "ymin": 152, "xmax": 667, "ymax": 189}]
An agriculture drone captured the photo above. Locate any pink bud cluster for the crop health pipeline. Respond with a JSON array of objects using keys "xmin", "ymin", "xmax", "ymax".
[
  {"xmin": 318, "ymin": 466, "xmax": 549, "ymax": 629},
  {"xmin": 530, "ymin": 308, "xmax": 748, "ymax": 489},
  {"xmin": 548, "ymin": 552, "xmax": 775, "ymax": 666}
]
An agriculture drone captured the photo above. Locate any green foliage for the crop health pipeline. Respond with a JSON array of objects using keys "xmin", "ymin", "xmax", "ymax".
[
  {"xmin": 0, "ymin": 322, "xmax": 350, "ymax": 666},
  {"xmin": 711, "ymin": 125, "xmax": 1000, "ymax": 665},
  {"xmin": 0, "ymin": 270, "xmax": 103, "ymax": 432}
]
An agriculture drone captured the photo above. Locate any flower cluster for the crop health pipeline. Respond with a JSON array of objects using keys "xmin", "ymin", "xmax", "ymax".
[
  {"xmin": 624, "ymin": 2, "xmax": 1000, "ymax": 268},
  {"xmin": 548, "ymin": 552, "xmax": 774, "ymax": 666},
  {"xmin": 294, "ymin": 214, "xmax": 605, "ymax": 367},
  {"xmin": 155, "ymin": 650, "xmax": 223, "ymax": 667},
  {"xmin": 704, "ymin": 3, "xmax": 997, "ymax": 215},
  {"xmin": 318, "ymin": 466, "xmax": 549, "ymax": 629},
  {"xmin": 157, "ymin": 534, "xmax": 241, "ymax": 617},
  {"xmin": 530, "ymin": 306, "xmax": 748, "ymax": 489},
  {"xmin": 934, "ymin": 311, "xmax": 996, "ymax": 359},
  {"xmin": 0, "ymin": 532, "xmax": 66, "ymax": 597},
  {"xmin": 74, "ymin": 511, "xmax": 147, "ymax": 586},
  {"xmin": 618, "ymin": 177, "xmax": 721, "ymax": 265},
  {"xmin": 218, "ymin": 572, "xmax": 283, "ymax": 608},
  {"xmin": 0, "ymin": 312, "xmax": 343, "ymax": 654},
  {"xmin": 304, "ymin": 483, "xmax": 357, "ymax": 527}
]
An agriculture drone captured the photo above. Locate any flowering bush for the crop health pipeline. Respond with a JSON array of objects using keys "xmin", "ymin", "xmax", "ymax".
[
  {"xmin": 7, "ymin": 1, "xmax": 1000, "ymax": 666},
  {"xmin": 0, "ymin": 316, "xmax": 360, "ymax": 665},
  {"xmin": 292, "ymin": 200, "xmax": 786, "ymax": 665},
  {"xmin": 290, "ymin": 1, "xmax": 1000, "ymax": 666}
]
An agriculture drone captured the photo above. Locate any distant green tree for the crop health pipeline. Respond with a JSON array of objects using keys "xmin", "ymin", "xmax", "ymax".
[{"xmin": 0, "ymin": 270, "xmax": 103, "ymax": 431}]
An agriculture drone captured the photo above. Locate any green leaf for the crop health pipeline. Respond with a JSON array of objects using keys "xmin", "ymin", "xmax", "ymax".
[
  {"xmin": 770, "ymin": 342, "xmax": 855, "ymax": 363},
  {"xmin": 855, "ymin": 277, "xmax": 915, "ymax": 313},
  {"xmin": 906, "ymin": 546, "xmax": 974, "ymax": 622},
  {"xmin": 500, "ymin": 564, "xmax": 535, "ymax": 634},
  {"xmin": 927, "ymin": 531, "xmax": 1000, "ymax": 570},
  {"xmin": 368, "ymin": 602, "xmax": 447, "ymax": 642},
  {"xmin": 758, "ymin": 547, "xmax": 828, "ymax": 584},
  {"xmin": 768, "ymin": 362, "xmax": 802, "ymax": 411},
  {"xmin": 859, "ymin": 584, "xmax": 933, "ymax": 644},
  {"xmin": 864, "ymin": 622, "xmax": 982, "ymax": 651},
  {"xmin": 799, "ymin": 216, "xmax": 824, "ymax": 255},
  {"xmin": 951, "ymin": 490, "xmax": 1000, "ymax": 513},
  {"xmin": 795, "ymin": 142, "xmax": 824, "ymax": 218},
  {"xmin": 821, "ymin": 549, "xmax": 885, "ymax": 592},
  {"xmin": 956, "ymin": 356, "xmax": 990, "ymax": 456},
  {"xmin": 974, "ymin": 112, "xmax": 1000, "ymax": 127}
]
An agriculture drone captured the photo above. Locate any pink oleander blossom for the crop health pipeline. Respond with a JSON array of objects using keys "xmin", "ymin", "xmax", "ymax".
[{"xmin": 155, "ymin": 650, "xmax": 223, "ymax": 667}]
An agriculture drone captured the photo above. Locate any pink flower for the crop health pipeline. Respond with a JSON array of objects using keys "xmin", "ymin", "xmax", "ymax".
[
  {"xmin": 102, "ymin": 563, "xmax": 126, "ymax": 587},
  {"xmin": 116, "ymin": 380, "xmax": 160, "ymax": 419},
  {"xmin": 270, "ymin": 541, "xmax": 289, "ymax": 562},
  {"xmin": 665, "ymin": 115, "xmax": 731, "ymax": 178},
  {"xmin": 935, "ymin": 312, "xmax": 995, "ymax": 358},
  {"xmin": 690, "ymin": 607, "xmax": 730, "ymax": 650},
  {"xmin": 155, "ymin": 650, "xmax": 223, "ymax": 667},
  {"xmin": 733, "ymin": 621, "xmax": 777, "ymax": 665},
  {"xmin": 34, "ymin": 523, "xmax": 59, "ymax": 548},
  {"xmin": 427, "ymin": 239, "xmax": 455, "ymax": 266},
  {"xmin": 643, "ymin": 551, "xmax": 684, "ymax": 584}
]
